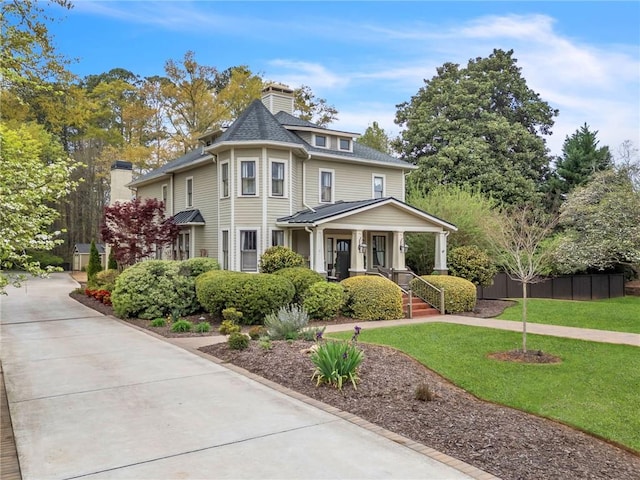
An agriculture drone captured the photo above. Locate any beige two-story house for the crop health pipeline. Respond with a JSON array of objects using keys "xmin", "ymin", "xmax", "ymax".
[{"xmin": 119, "ymin": 84, "xmax": 456, "ymax": 279}]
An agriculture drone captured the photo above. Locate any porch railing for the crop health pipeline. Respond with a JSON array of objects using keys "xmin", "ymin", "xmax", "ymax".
[{"xmin": 374, "ymin": 267, "xmax": 445, "ymax": 315}]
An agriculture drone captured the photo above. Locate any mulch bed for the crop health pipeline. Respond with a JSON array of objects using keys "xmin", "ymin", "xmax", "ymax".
[{"xmin": 69, "ymin": 292, "xmax": 640, "ymax": 479}]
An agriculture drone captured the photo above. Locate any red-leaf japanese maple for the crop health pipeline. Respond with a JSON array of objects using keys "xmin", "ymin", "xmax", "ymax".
[{"xmin": 101, "ymin": 198, "xmax": 180, "ymax": 267}]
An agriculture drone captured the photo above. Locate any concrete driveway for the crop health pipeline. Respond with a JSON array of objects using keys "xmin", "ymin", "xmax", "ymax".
[{"xmin": 0, "ymin": 274, "xmax": 483, "ymax": 480}]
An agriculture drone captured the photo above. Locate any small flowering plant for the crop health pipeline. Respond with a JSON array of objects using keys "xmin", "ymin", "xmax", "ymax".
[{"xmin": 310, "ymin": 326, "xmax": 364, "ymax": 390}]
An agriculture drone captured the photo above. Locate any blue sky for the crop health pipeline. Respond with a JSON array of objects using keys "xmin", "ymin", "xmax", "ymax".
[{"xmin": 46, "ymin": 1, "xmax": 640, "ymax": 158}]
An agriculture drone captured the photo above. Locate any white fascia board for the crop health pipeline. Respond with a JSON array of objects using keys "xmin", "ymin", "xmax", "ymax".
[
  {"xmin": 207, "ymin": 140, "xmax": 308, "ymax": 157},
  {"xmin": 309, "ymin": 151, "xmax": 418, "ymax": 171},
  {"xmin": 281, "ymin": 125, "xmax": 361, "ymax": 139}
]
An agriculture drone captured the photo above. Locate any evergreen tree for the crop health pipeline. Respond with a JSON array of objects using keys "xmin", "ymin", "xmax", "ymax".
[{"xmin": 86, "ymin": 240, "xmax": 103, "ymax": 281}]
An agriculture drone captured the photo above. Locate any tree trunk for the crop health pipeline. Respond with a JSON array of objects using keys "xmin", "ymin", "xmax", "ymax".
[{"xmin": 522, "ymin": 281, "xmax": 528, "ymax": 353}]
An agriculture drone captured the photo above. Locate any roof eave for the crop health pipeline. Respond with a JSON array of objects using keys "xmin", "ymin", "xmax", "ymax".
[
  {"xmin": 208, "ymin": 140, "xmax": 308, "ymax": 156},
  {"xmin": 310, "ymin": 151, "xmax": 417, "ymax": 170},
  {"xmin": 282, "ymin": 124, "xmax": 361, "ymax": 138},
  {"xmin": 165, "ymin": 154, "xmax": 215, "ymax": 174},
  {"xmin": 128, "ymin": 173, "xmax": 171, "ymax": 189}
]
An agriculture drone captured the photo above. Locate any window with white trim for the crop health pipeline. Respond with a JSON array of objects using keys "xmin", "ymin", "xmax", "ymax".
[
  {"xmin": 339, "ymin": 138, "xmax": 351, "ymax": 151},
  {"xmin": 240, "ymin": 230, "xmax": 258, "ymax": 271},
  {"xmin": 221, "ymin": 230, "xmax": 229, "ymax": 270},
  {"xmin": 186, "ymin": 177, "xmax": 193, "ymax": 207},
  {"xmin": 271, "ymin": 230, "xmax": 284, "ymax": 246},
  {"xmin": 372, "ymin": 235, "xmax": 386, "ymax": 267},
  {"xmin": 373, "ymin": 175, "xmax": 385, "ymax": 199},
  {"xmin": 220, "ymin": 162, "xmax": 229, "ymax": 198},
  {"xmin": 240, "ymin": 160, "xmax": 257, "ymax": 196},
  {"xmin": 271, "ymin": 161, "xmax": 285, "ymax": 197},
  {"xmin": 314, "ymin": 135, "xmax": 327, "ymax": 148},
  {"xmin": 320, "ymin": 169, "xmax": 334, "ymax": 203},
  {"xmin": 161, "ymin": 184, "xmax": 168, "ymax": 206},
  {"xmin": 175, "ymin": 231, "xmax": 190, "ymax": 260}
]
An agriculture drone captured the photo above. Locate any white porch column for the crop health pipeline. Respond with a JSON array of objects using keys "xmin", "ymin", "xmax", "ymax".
[
  {"xmin": 393, "ymin": 231, "xmax": 407, "ymax": 270},
  {"xmin": 434, "ymin": 231, "xmax": 449, "ymax": 273},
  {"xmin": 307, "ymin": 228, "xmax": 314, "ymax": 270},
  {"xmin": 313, "ymin": 227, "xmax": 326, "ymax": 274},
  {"xmin": 351, "ymin": 229, "xmax": 366, "ymax": 274}
]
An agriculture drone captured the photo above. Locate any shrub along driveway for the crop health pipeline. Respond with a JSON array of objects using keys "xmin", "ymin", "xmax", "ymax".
[{"xmin": 0, "ymin": 273, "xmax": 479, "ymax": 480}]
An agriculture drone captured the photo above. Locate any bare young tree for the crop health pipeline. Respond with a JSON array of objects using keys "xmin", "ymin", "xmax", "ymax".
[{"xmin": 485, "ymin": 206, "xmax": 558, "ymax": 353}]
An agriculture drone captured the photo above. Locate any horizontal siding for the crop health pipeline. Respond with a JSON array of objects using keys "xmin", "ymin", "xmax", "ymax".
[
  {"xmin": 234, "ymin": 197, "xmax": 262, "ymax": 224},
  {"xmin": 337, "ymin": 204, "xmax": 442, "ymax": 230}
]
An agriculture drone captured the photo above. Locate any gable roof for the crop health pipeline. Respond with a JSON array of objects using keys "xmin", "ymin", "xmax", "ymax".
[
  {"xmin": 277, "ymin": 197, "xmax": 457, "ymax": 231},
  {"xmin": 128, "ymin": 148, "xmax": 210, "ymax": 187},
  {"xmin": 74, "ymin": 243, "xmax": 106, "ymax": 254}
]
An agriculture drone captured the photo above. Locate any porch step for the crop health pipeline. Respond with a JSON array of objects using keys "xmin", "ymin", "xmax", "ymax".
[{"xmin": 402, "ymin": 293, "xmax": 440, "ymax": 318}]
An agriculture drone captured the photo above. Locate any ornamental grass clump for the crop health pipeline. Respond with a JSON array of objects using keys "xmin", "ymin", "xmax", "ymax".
[
  {"xmin": 264, "ymin": 304, "xmax": 309, "ymax": 340},
  {"xmin": 310, "ymin": 326, "xmax": 364, "ymax": 390}
]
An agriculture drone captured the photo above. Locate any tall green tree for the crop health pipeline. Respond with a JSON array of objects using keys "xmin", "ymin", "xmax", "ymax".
[
  {"xmin": 554, "ymin": 123, "xmax": 612, "ymax": 194},
  {"xmin": 0, "ymin": 122, "xmax": 79, "ymax": 292},
  {"xmin": 293, "ymin": 85, "xmax": 338, "ymax": 127},
  {"xmin": 86, "ymin": 240, "xmax": 103, "ymax": 282},
  {"xmin": 357, "ymin": 121, "xmax": 392, "ymax": 154},
  {"xmin": 395, "ymin": 49, "xmax": 558, "ymax": 205}
]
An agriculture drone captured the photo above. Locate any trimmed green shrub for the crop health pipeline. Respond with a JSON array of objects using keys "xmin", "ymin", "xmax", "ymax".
[
  {"xmin": 111, "ymin": 260, "xmax": 197, "ymax": 319},
  {"xmin": 273, "ymin": 267, "xmax": 324, "ymax": 303},
  {"xmin": 93, "ymin": 269, "xmax": 120, "ymax": 292},
  {"xmin": 86, "ymin": 240, "xmax": 103, "ymax": 282},
  {"xmin": 228, "ymin": 332, "xmax": 249, "ymax": 350},
  {"xmin": 264, "ymin": 304, "xmax": 309, "ymax": 340},
  {"xmin": 448, "ymin": 245, "xmax": 497, "ymax": 287},
  {"xmin": 411, "ymin": 275, "xmax": 476, "ymax": 313},
  {"xmin": 219, "ymin": 320, "xmax": 241, "ymax": 335},
  {"xmin": 303, "ymin": 282, "xmax": 345, "ymax": 320},
  {"xmin": 196, "ymin": 271, "xmax": 295, "ymax": 324},
  {"xmin": 222, "ymin": 307, "xmax": 243, "ymax": 323},
  {"xmin": 26, "ymin": 250, "xmax": 64, "ymax": 268},
  {"xmin": 171, "ymin": 319, "xmax": 193, "ymax": 332},
  {"xmin": 259, "ymin": 246, "xmax": 305, "ymax": 273},
  {"xmin": 341, "ymin": 276, "xmax": 403, "ymax": 321},
  {"xmin": 179, "ymin": 257, "xmax": 220, "ymax": 278}
]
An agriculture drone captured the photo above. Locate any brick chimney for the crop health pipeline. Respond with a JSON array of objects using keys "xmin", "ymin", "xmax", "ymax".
[{"xmin": 261, "ymin": 83, "xmax": 294, "ymax": 115}]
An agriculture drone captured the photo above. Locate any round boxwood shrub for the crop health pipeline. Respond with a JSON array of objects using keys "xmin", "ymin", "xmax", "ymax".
[
  {"xmin": 259, "ymin": 246, "xmax": 305, "ymax": 273},
  {"xmin": 228, "ymin": 332, "xmax": 249, "ymax": 350},
  {"xmin": 273, "ymin": 267, "xmax": 324, "ymax": 303},
  {"xmin": 303, "ymin": 282, "xmax": 345, "ymax": 320},
  {"xmin": 196, "ymin": 271, "xmax": 295, "ymax": 325},
  {"xmin": 179, "ymin": 257, "xmax": 220, "ymax": 278},
  {"xmin": 448, "ymin": 245, "xmax": 497, "ymax": 287},
  {"xmin": 341, "ymin": 276, "xmax": 403, "ymax": 321},
  {"xmin": 92, "ymin": 269, "xmax": 120, "ymax": 292},
  {"xmin": 411, "ymin": 275, "xmax": 476, "ymax": 313},
  {"xmin": 111, "ymin": 260, "xmax": 197, "ymax": 319}
]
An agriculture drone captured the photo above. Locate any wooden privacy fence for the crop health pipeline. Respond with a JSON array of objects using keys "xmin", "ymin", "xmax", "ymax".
[{"xmin": 477, "ymin": 273, "xmax": 625, "ymax": 301}]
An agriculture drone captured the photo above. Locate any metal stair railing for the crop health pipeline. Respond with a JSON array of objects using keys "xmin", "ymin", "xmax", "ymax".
[{"xmin": 399, "ymin": 270, "xmax": 445, "ymax": 315}]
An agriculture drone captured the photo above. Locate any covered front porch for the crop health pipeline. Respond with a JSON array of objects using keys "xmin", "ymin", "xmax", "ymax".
[{"xmin": 277, "ymin": 198, "xmax": 457, "ymax": 280}]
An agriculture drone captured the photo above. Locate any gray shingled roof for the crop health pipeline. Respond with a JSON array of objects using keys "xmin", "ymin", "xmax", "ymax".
[
  {"xmin": 172, "ymin": 209, "xmax": 205, "ymax": 224},
  {"xmin": 274, "ymin": 111, "xmax": 323, "ymax": 129},
  {"xmin": 278, "ymin": 198, "xmax": 387, "ymax": 224},
  {"xmin": 74, "ymin": 243, "xmax": 106, "ymax": 254},
  {"xmin": 215, "ymin": 100, "xmax": 306, "ymax": 146},
  {"xmin": 129, "ymin": 148, "xmax": 208, "ymax": 187}
]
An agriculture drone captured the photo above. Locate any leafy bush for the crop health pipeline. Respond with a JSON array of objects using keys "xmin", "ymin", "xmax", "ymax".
[
  {"xmin": 228, "ymin": 332, "xmax": 249, "ymax": 350},
  {"xmin": 222, "ymin": 307, "xmax": 243, "ymax": 323},
  {"xmin": 111, "ymin": 260, "xmax": 197, "ymax": 319},
  {"xmin": 107, "ymin": 249, "xmax": 118, "ymax": 270},
  {"xmin": 341, "ymin": 276, "xmax": 403, "ymax": 320},
  {"xmin": 150, "ymin": 318, "xmax": 166, "ymax": 327},
  {"xmin": 264, "ymin": 304, "xmax": 309, "ymax": 340},
  {"xmin": 303, "ymin": 282, "xmax": 345, "ymax": 320},
  {"xmin": 194, "ymin": 322, "xmax": 211, "ymax": 333},
  {"xmin": 86, "ymin": 240, "xmax": 103, "ymax": 282},
  {"xmin": 311, "ymin": 340, "xmax": 364, "ymax": 390},
  {"xmin": 219, "ymin": 320, "xmax": 241, "ymax": 335},
  {"xmin": 26, "ymin": 250, "xmax": 64, "ymax": 268},
  {"xmin": 259, "ymin": 246, "xmax": 305, "ymax": 273},
  {"xmin": 411, "ymin": 275, "xmax": 476, "ymax": 313},
  {"xmin": 179, "ymin": 257, "xmax": 220, "ymax": 278},
  {"xmin": 448, "ymin": 245, "xmax": 497, "ymax": 287},
  {"xmin": 258, "ymin": 336, "xmax": 273, "ymax": 350},
  {"xmin": 248, "ymin": 325, "xmax": 266, "ymax": 340},
  {"xmin": 171, "ymin": 320, "xmax": 193, "ymax": 332},
  {"xmin": 196, "ymin": 271, "xmax": 295, "ymax": 324},
  {"xmin": 273, "ymin": 267, "xmax": 324, "ymax": 303},
  {"xmin": 93, "ymin": 269, "xmax": 120, "ymax": 292}
]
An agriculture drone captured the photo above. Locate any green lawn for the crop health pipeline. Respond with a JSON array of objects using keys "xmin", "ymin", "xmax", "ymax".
[
  {"xmin": 497, "ymin": 297, "xmax": 640, "ymax": 333},
  {"xmin": 331, "ymin": 323, "xmax": 640, "ymax": 451}
]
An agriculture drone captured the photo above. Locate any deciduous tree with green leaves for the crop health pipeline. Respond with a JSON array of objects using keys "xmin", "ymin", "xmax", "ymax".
[
  {"xmin": 395, "ymin": 49, "xmax": 558, "ymax": 205},
  {"xmin": 357, "ymin": 121, "xmax": 392, "ymax": 154},
  {"xmin": 0, "ymin": 122, "xmax": 79, "ymax": 293}
]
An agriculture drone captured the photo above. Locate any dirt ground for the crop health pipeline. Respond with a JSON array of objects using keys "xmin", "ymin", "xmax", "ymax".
[{"xmin": 70, "ymin": 292, "xmax": 640, "ymax": 479}]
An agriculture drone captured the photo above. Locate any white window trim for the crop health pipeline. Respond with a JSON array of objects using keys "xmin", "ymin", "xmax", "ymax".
[
  {"xmin": 371, "ymin": 232, "xmax": 388, "ymax": 268},
  {"xmin": 220, "ymin": 161, "xmax": 230, "ymax": 198},
  {"xmin": 185, "ymin": 177, "xmax": 194, "ymax": 208},
  {"xmin": 372, "ymin": 173, "xmax": 386, "ymax": 199},
  {"xmin": 237, "ymin": 227, "xmax": 261, "ymax": 272},
  {"xmin": 270, "ymin": 228, "xmax": 285, "ymax": 247},
  {"xmin": 313, "ymin": 134, "xmax": 329, "ymax": 149},
  {"xmin": 220, "ymin": 228, "xmax": 230, "ymax": 270},
  {"xmin": 269, "ymin": 159, "xmax": 288, "ymax": 198},
  {"xmin": 319, "ymin": 168, "xmax": 335, "ymax": 204},
  {"xmin": 339, "ymin": 137, "xmax": 353, "ymax": 152},
  {"xmin": 161, "ymin": 184, "xmax": 168, "ymax": 206},
  {"xmin": 238, "ymin": 158, "xmax": 259, "ymax": 197}
]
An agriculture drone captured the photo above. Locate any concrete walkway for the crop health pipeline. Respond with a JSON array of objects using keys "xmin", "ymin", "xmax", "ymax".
[{"xmin": 0, "ymin": 274, "xmax": 486, "ymax": 480}]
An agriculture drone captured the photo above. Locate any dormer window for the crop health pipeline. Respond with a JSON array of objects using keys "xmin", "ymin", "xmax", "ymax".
[
  {"xmin": 314, "ymin": 135, "xmax": 327, "ymax": 148},
  {"xmin": 339, "ymin": 138, "xmax": 352, "ymax": 151}
]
